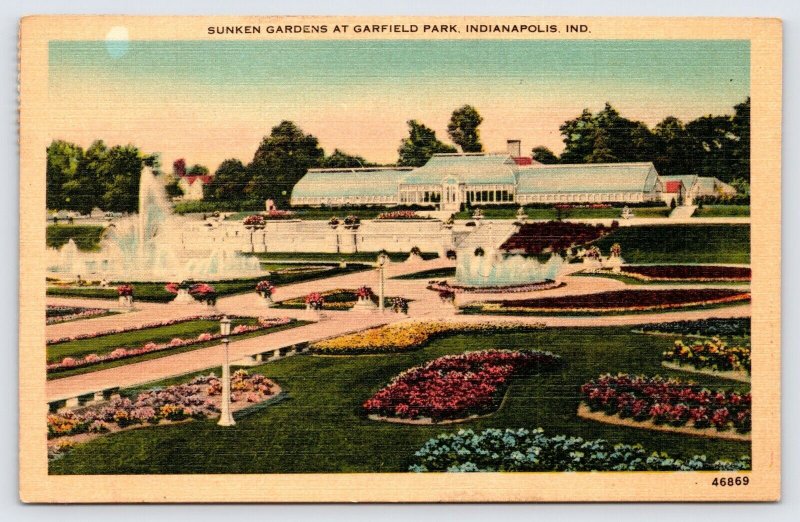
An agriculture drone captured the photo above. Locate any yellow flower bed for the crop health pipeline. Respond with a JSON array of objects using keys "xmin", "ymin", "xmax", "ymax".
[{"xmin": 311, "ymin": 321, "xmax": 544, "ymax": 355}]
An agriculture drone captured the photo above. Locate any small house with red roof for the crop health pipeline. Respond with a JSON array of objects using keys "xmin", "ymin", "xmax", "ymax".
[
  {"xmin": 177, "ymin": 174, "xmax": 213, "ymax": 201},
  {"xmin": 661, "ymin": 179, "xmax": 686, "ymax": 206}
]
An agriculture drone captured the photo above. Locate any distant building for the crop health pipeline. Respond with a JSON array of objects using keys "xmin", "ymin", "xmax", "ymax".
[
  {"xmin": 177, "ymin": 174, "xmax": 213, "ymax": 201},
  {"xmin": 661, "ymin": 179, "xmax": 686, "ymax": 206},
  {"xmin": 660, "ymin": 175, "xmax": 737, "ymax": 205},
  {"xmin": 291, "ymin": 152, "xmax": 664, "ymax": 210}
]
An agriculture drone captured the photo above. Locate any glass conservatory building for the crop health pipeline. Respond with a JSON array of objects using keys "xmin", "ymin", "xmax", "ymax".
[{"xmin": 290, "ymin": 153, "xmax": 664, "ymax": 210}]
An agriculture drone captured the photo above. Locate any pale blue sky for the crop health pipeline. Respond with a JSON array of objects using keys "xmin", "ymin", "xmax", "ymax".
[{"xmin": 48, "ymin": 39, "xmax": 750, "ymax": 167}]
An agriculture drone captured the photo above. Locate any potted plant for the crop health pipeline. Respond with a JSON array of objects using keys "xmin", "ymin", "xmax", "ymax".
[
  {"xmin": 255, "ymin": 280, "xmax": 275, "ymax": 307},
  {"xmin": 390, "ymin": 297, "xmax": 409, "ymax": 315},
  {"xmin": 343, "ymin": 215, "xmax": 361, "ymax": 230},
  {"xmin": 328, "ymin": 216, "xmax": 340, "ymax": 229},
  {"xmin": 116, "ymin": 284, "xmax": 134, "ymax": 308},
  {"xmin": 352, "ymin": 286, "xmax": 377, "ymax": 311},
  {"xmin": 305, "ymin": 292, "xmax": 325, "ymax": 312},
  {"xmin": 189, "ymin": 283, "xmax": 217, "ymax": 307}
]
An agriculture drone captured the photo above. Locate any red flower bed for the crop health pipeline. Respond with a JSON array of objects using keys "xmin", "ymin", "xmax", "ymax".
[
  {"xmin": 621, "ymin": 265, "xmax": 751, "ymax": 281},
  {"xmin": 581, "ymin": 374, "xmax": 751, "ymax": 433},
  {"xmin": 493, "ymin": 289, "xmax": 750, "ymax": 312},
  {"xmin": 500, "ymin": 221, "xmax": 612, "ymax": 255},
  {"xmin": 363, "ymin": 350, "xmax": 561, "ymax": 422}
]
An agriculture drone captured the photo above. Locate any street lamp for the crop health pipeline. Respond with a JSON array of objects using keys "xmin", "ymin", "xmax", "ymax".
[
  {"xmin": 376, "ymin": 252, "xmax": 389, "ymax": 313},
  {"xmin": 217, "ymin": 316, "xmax": 235, "ymax": 427}
]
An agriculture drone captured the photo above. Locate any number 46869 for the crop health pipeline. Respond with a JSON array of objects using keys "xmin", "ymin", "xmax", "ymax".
[{"xmin": 712, "ymin": 476, "xmax": 749, "ymax": 486}]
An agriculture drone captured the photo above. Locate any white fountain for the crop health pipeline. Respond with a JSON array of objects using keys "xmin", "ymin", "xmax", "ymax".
[
  {"xmin": 47, "ymin": 167, "xmax": 262, "ymax": 281},
  {"xmin": 455, "ymin": 247, "xmax": 564, "ymax": 288}
]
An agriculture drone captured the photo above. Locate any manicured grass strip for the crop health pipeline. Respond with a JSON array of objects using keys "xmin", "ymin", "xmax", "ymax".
[
  {"xmin": 46, "ymin": 225, "xmax": 105, "ymax": 252},
  {"xmin": 391, "ymin": 267, "xmax": 457, "ymax": 280},
  {"xmin": 694, "ymin": 205, "xmax": 750, "ymax": 218},
  {"xmin": 47, "ymin": 320, "xmax": 307, "ymax": 380},
  {"xmin": 46, "ymin": 265, "xmax": 371, "ymax": 302},
  {"xmin": 454, "ymin": 206, "xmax": 671, "ymax": 220},
  {"xmin": 593, "ymin": 224, "xmax": 750, "ymax": 264},
  {"xmin": 50, "ymin": 326, "xmax": 749, "ymax": 474}
]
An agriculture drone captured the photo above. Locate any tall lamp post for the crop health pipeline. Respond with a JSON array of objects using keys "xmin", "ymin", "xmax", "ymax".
[
  {"xmin": 217, "ymin": 316, "xmax": 235, "ymax": 427},
  {"xmin": 377, "ymin": 252, "xmax": 389, "ymax": 313}
]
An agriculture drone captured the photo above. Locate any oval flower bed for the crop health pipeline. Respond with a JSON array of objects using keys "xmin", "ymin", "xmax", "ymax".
[
  {"xmin": 363, "ymin": 349, "xmax": 561, "ymax": 423},
  {"xmin": 47, "ymin": 317, "xmax": 292, "ymax": 374},
  {"xmin": 468, "ymin": 288, "xmax": 750, "ymax": 315},
  {"xmin": 310, "ymin": 321, "xmax": 544, "ymax": 355},
  {"xmin": 620, "ymin": 265, "xmax": 751, "ymax": 282},
  {"xmin": 662, "ymin": 338, "xmax": 750, "ymax": 382},
  {"xmin": 579, "ymin": 373, "xmax": 751, "ymax": 440},
  {"xmin": 409, "ymin": 428, "xmax": 750, "ymax": 472},
  {"xmin": 48, "ymin": 370, "xmax": 278, "ymax": 457}
]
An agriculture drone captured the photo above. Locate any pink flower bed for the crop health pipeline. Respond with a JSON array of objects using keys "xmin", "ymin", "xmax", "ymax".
[
  {"xmin": 47, "ymin": 317, "xmax": 292, "ymax": 374},
  {"xmin": 46, "ymin": 305, "xmax": 109, "ymax": 325},
  {"xmin": 47, "ymin": 314, "xmax": 226, "ymax": 345},
  {"xmin": 377, "ymin": 210, "xmax": 428, "ymax": 220},
  {"xmin": 580, "ymin": 374, "xmax": 751, "ymax": 433},
  {"xmin": 363, "ymin": 350, "xmax": 561, "ymax": 422}
]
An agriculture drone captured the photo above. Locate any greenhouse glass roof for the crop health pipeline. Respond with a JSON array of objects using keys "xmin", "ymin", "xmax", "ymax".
[
  {"xmin": 401, "ymin": 154, "xmax": 518, "ymax": 186},
  {"xmin": 516, "ymin": 163, "xmax": 659, "ymax": 194},
  {"xmin": 291, "ymin": 169, "xmax": 408, "ymax": 199}
]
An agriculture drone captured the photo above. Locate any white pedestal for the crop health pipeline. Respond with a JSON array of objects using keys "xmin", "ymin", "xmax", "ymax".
[
  {"xmin": 260, "ymin": 295, "xmax": 274, "ymax": 308},
  {"xmin": 171, "ymin": 288, "xmax": 196, "ymax": 305},
  {"xmin": 351, "ymin": 297, "xmax": 377, "ymax": 311},
  {"xmin": 118, "ymin": 295, "xmax": 134, "ymax": 308}
]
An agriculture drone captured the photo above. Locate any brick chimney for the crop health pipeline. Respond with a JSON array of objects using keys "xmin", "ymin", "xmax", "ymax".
[{"xmin": 506, "ymin": 139, "xmax": 521, "ymax": 158}]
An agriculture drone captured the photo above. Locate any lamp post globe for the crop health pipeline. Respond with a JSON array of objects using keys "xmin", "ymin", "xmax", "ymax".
[{"xmin": 376, "ymin": 253, "xmax": 389, "ymax": 313}]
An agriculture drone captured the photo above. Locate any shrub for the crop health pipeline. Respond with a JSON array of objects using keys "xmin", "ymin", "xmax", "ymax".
[{"xmin": 409, "ymin": 428, "xmax": 751, "ymax": 472}]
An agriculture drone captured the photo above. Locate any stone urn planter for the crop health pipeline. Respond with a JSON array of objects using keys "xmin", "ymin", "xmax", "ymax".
[
  {"xmin": 351, "ymin": 296, "xmax": 378, "ymax": 312},
  {"xmin": 171, "ymin": 288, "xmax": 196, "ymax": 305}
]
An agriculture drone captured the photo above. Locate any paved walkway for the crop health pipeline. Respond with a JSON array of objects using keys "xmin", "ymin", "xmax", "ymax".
[
  {"xmin": 45, "ymin": 257, "xmax": 751, "ymax": 403},
  {"xmin": 46, "ymin": 311, "xmax": 391, "ymax": 402}
]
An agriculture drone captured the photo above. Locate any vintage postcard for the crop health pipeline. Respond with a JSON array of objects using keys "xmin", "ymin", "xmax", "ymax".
[{"xmin": 19, "ymin": 16, "xmax": 781, "ymax": 502}]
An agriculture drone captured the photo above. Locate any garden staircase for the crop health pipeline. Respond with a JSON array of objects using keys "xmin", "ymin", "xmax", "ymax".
[{"xmin": 669, "ymin": 205, "xmax": 697, "ymax": 219}]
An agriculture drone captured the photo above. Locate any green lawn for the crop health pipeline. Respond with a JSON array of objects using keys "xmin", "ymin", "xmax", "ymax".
[
  {"xmin": 47, "ymin": 319, "xmax": 307, "ymax": 380},
  {"xmin": 391, "ymin": 267, "xmax": 457, "ymax": 280},
  {"xmin": 46, "ymin": 265, "xmax": 372, "ymax": 302},
  {"xmin": 252, "ymin": 251, "xmax": 438, "ymax": 263},
  {"xmin": 46, "ymin": 225, "xmax": 105, "ymax": 252},
  {"xmin": 454, "ymin": 206, "xmax": 671, "ymax": 220},
  {"xmin": 694, "ymin": 205, "xmax": 751, "ymax": 218},
  {"xmin": 593, "ymin": 224, "xmax": 750, "ymax": 264},
  {"xmin": 49, "ymin": 326, "xmax": 749, "ymax": 474}
]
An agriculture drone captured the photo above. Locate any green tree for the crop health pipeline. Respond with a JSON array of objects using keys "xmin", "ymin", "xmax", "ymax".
[
  {"xmin": 247, "ymin": 121, "xmax": 324, "ymax": 207},
  {"xmin": 558, "ymin": 108, "xmax": 596, "ymax": 164},
  {"xmin": 530, "ymin": 146, "xmax": 559, "ymax": 164},
  {"xmin": 187, "ymin": 164, "xmax": 210, "ymax": 176},
  {"xmin": 731, "ymin": 97, "xmax": 750, "ymax": 182},
  {"xmin": 62, "ymin": 140, "xmax": 109, "ymax": 214},
  {"xmin": 320, "ymin": 149, "xmax": 374, "ymax": 169},
  {"xmin": 653, "ymin": 116, "xmax": 693, "ymax": 177},
  {"xmin": 46, "ymin": 140, "xmax": 84, "ymax": 210},
  {"xmin": 447, "ymin": 105, "xmax": 484, "ymax": 153},
  {"xmin": 397, "ymin": 120, "xmax": 457, "ymax": 167},
  {"xmin": 99, "ymin": 144, "xmax": 145, "ymax": 213},
  {"xmin": 685, "ymin": 115, "xmax": 738, "ymax": 182},
  {"xmin": 204, "ymin": 158, "xmax": 249, "ymax": 202}
]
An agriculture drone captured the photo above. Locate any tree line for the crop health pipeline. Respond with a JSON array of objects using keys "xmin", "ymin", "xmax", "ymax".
[
  {"xmin": 531, "ymin": 98, "xmax": 750, "ymax": 186},
  {"xmin": 46, "ymin": 99, "xmax": 749, "ymax": 213},
  {"xmin": 46, "ymin": 140, "xmax": 158, "ymax": 214}
]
